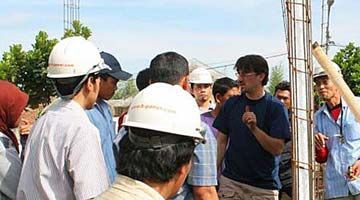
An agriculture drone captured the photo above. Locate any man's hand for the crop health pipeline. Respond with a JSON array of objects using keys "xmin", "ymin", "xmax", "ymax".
[
  {"xmin": 347, "ymin": 160, "xmax": 360, "ymax": 181},
  {"xmin": 19, "ymin": 119, "xmax": 32, "ymax": 135},
  {"xmin": 242, "ymin": 105, "xmax": 257, "ymax": 130},
  {"xmin": 314, "ymin": 133, "xmax": 329, "ymax": 150}
]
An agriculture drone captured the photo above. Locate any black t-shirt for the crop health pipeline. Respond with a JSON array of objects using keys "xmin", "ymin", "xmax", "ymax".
[{"xmin": 213, "ymin": 92, "xmax": 290, "ymax": 190}]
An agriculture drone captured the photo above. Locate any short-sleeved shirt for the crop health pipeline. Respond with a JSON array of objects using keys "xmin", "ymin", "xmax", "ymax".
[
  {"xmin": 315, "ymin": 99, "xmax": 360, "ymax": 199},
  {"xmin": 171, "ymin": 122, "xmax": 218, "ymax": 200},
  {"xmin": 86, "ymin": 99, "xmax": 117, "ymax": 184},
  {"xmin": 17, "ymin": 100, "xmax": 110, "ymax": 200},
  {"xmin": 96, "ymin": 175, "xmax": 164, "ymax": 200},
  {"xmin": 213, "ymin": 92, "xmax": 290, "ymax": 190}
]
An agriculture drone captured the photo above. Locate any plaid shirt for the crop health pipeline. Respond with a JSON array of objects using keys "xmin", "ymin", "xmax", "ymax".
[{"xmin": 171, "ymin": 122, "xmax": 218, "ymax": 200}]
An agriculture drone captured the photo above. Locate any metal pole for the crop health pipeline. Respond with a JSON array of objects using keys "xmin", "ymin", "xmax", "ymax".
[
  {"xmin": 325, "ymin": 0, "xmax": 335, "ymax": 54},
  {"xmin": 283, "ymin": 0, "xmax": 315, "ymax": 199}
]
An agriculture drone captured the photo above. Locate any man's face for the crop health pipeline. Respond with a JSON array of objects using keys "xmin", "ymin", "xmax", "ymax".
[
  {"xmin": 237, "ymin": 71, "xmax": 263, "ymax": 93},
  {"xmin": 217, "ymin": 87, "xmax": 240, "ymax": 106},
  {"xmin": 314, "ymin": 76, "xmax": 338, "ymax": 102},
  {"xmin": 98, "ymin": 76, "xmax": 119, "ymax": 100},
  {"xmin": 275, "ymin": 89, "xmax": 291, "ymax": 110},
  {"xmin": 192, "ymin": 83, "xmax": 212, "ymax": 102}
]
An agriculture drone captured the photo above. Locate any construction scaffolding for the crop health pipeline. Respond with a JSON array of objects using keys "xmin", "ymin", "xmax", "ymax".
[
  {"xmin": 282, "ymin": 0, "xmax": 318, "ymax": 199},
  {"xmin": 63, "ymin": 0, "xmax": 80, "ymax": 31}
]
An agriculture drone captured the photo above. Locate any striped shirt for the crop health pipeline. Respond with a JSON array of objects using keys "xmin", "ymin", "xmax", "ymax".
[
  {"xmin": 315, "ymin": 99, "xmax": 360, "ymax": 199},
  {"xmin": 17, "ymin": 100, "xmax": 110, "ymax": 200}
]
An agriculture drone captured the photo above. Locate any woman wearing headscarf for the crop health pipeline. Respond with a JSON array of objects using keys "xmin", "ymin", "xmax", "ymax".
[{"xmin": 0, "ymin": 80, "xmax": 28, "ymax": 200}]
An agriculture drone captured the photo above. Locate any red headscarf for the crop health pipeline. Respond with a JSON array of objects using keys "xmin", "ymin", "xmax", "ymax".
[{"xmin": 0, "ymin": 80, "xmax": 29, "ymax": 152}]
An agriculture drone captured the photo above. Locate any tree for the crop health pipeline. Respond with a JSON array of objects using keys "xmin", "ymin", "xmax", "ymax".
[
  {"xmin": 0, "ymin": 21, "xmax": 93, "ymax": 107},
  {"xmin": 0, "ymin": 44, "xmax": 27, "ymax": 82},
  {"xmin": 267, "ymin": 64, "xmax": 284, "ymax": 94},
  {"xmin": 16, "ymin": 31, "xmax": 58, "ymax": 107},
  {"xmin": 113, "ymin": 79, "xmax": 138, "ymax": 100},
  {"xmin": 333, "ymin": 43, "xmax": 360, "ymax": 96},
  {"xmin": 62, "ymin": 20, "xmax": 91, "ymax": 39}
]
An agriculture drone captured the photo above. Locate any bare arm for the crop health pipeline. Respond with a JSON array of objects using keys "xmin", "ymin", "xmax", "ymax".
[
  {"xmin": 249, "ymin": 126, "xmax": 285, "ymax": 156},
  {"xmin": 192, "ymin": 186, "xmax": 219, "ymax": 200},
  {"xmin": 217, "ymin": 131, "xmax": 228, "ymax": 169},
  {"xmin": 243, "ymin": 105, "xmax": 284, "ymax": 156}
]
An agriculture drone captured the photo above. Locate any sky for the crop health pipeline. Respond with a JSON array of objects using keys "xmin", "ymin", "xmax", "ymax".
[{"xmin": 1, "ymin": 0, "xmax": 360, "ymax": 79}]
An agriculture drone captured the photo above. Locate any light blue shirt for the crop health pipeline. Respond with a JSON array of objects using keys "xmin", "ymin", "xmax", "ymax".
[
  {"xmin": 315, "ymin": 99, "xmax": 360, "ymax": 199},
  {"xmin": 171, "ymin": 122, "xmax": 218, "ymax": 200},
  {"xmin": 86, "ymin": 99, "xmax": 117, "ymax": 184}
]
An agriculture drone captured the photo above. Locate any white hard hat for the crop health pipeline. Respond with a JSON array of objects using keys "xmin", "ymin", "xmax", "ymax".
[
  {"xmin": 123, "ymin": 82, "xmax": 204, "ymax": 142},
  {"xmin": 47, "ymin": 36, "xmax": 108, "ymax": 78},
  {"xmin": 314, "ymin": 61, "xmax": 342, "ymax": 79},
  {"xmin": 189, "ymin": 67, "xmax": 212, "ymax": 84}
]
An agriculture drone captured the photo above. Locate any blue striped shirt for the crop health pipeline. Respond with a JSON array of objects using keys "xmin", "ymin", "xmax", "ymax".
[{"xmin": 315, "ymin": 99, "xmax": 360, "ymax": 199}]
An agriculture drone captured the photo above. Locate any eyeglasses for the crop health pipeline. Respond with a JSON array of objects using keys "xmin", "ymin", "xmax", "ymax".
[{"xmin": 235, "ymin": 72, "xmax": 257, "ymax": 78}]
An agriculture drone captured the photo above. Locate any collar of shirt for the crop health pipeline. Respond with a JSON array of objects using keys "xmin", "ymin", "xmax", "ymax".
[{"xmin": 116, "ymin": 175, "xmax": 165, "ymax": 200}]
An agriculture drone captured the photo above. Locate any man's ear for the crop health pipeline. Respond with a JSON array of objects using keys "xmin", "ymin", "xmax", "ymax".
[
  {"xmin": 84, "ymin": 76, "xmax": 97, "ymax": 92},
  {"xmin": 260, "ymin": 73, "xmax": 267, "ymax": 82},
  {"xmin": 178, "ymin": 160, "xmax": 192, "ymax": 177},
  {"xmin": 215, "ymin": 93, "xmax": 222, "ymax": 104},
  {"xmin": 180, "ymin": 75, "xmax": 190, "ymax": 92}
]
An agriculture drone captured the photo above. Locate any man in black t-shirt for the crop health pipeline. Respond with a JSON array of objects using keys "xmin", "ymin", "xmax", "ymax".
[{"xmin": 214, "ymin": 55, "xmax": 290, "ymax": 200}]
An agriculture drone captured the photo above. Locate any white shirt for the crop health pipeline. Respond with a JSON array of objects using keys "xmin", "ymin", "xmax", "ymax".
[
  {"xmin": 96, "ymin": 175, "xmax": 164, "ymax": 200},
  {"xmin": 0, "ymin": 132, "xmax": 21, "ymax": 199},
  {"xmin": 17, "ymin": 100, "xmax": 110, "ymax": 200}
]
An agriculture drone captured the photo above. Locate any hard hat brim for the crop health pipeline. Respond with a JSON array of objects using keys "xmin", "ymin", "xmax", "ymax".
[{"xmin": 123, "ymin": 121, "xmax": 204, "ymax": 142}]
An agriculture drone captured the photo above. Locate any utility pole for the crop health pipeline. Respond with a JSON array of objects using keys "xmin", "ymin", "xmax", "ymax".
[{"xmin": 322, "ymin": 0, "xmax": 335, "ymax": 54}]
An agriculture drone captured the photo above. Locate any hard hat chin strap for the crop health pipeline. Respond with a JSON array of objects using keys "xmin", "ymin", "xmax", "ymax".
[
  {"xmin": 55, "ymin": 73, "xmax": 90, "ymax": 100},
  {"xmin": 128, "ymin": 128, "xmax": 190, "ymax": 150},
  {"xmin": 55, "ymin": 63, "xmax": 106, "ymax": 100}
]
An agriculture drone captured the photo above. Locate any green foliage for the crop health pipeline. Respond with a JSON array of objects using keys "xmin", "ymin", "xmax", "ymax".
[
  {"xmin": 267, "ymin": 64, "xmax": 284, "ymax": 95},
  {"xmin": 333, "ymin": 43, "xmax": 360, "ymax": 96},
  {"xmin": 62, "ymin": 20, "xmax": 92, "ymax": 39},
  {"xmin": 113, "ymin": 79, "xmax": 138, "ymax": 100},
  {"xmin": 0, "ymin": 44, "xmax": 27, "ymax": 82},
  {"xmin": 17, "ymin": 31, "xmax": 58, "ymax": 107},
  {"xmin": 0, "ymin": 21, "xmax": 93, "ymax": 107}
]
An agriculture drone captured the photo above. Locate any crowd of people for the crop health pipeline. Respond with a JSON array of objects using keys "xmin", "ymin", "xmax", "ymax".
[{"xmin": 0, "ymin": 36, "xmax": 359, "ymax": 200}]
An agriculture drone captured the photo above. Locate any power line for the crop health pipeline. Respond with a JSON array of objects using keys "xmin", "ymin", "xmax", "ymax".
[{"xmin": 125, "ymin": 51, "xmax": 288, "ymax": 80}]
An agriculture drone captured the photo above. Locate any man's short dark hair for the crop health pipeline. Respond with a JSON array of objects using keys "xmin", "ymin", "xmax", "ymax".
[
  {"xmin": 53, "ymin": 73, "xmax": 99, "ymax": 96},
  {"xmin": 212, "ymin": 77, "xmax": 239, "ymax": 99},
  {"xmin": 136, "ymin": 68, "xmax": 151, "ymax": 91},
  {"xmin": 274, "ymin": 81, "xmax": 291, "ymax": 95},
  {"xmin": 99, "ymin": 73, "xmax": 110, "ymax": 80},
  {"xmin": 116, "ymin": 128, "xmax": 195, "ymax": 183},
  {"xmin": 234, "ymin": 55, "xmax": 269, "ymax": 85},
  {"xmin": 149, "ymin": 52, "xmax": 189, "ymax": 85}
]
